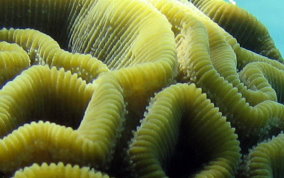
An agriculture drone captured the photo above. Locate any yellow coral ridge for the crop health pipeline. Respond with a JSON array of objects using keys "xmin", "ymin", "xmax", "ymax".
[
  {"xmin": 70, "ymin": 0, "xmax": 177, "ymax": 119},
  {"xmin": 147, "ymin": 0, "xmax": 284, "ymax": 148},
  {"xmin": 70, "ymin": 0, "xmax": 176, "ymax": 69},
  {"xmin": 0, "ymin": 28, "xmax": 109, "ymax": 83},
  {"xmin": 129, "ymin": 83, "xmax": 240, "ymax": 177},
  {"xmin": 0, "ymin": 0, "xmax": 177, "ymax": 72},
  {"xmin": 0, "ymin": 42, "xmax": 30, "ymax": 87},
  {"xmin": 190, "ymin": 0, "xmax": 282, "ymax": 60},
  {"xmin": 0, "ymin": 0, "xmax": 81, "ymax": 46},
  {"xmin": 0, "ymin": 66, "xmax": 125, "ymax": 173},
  {"xmin": 245, "ymin": 133, "xmax": 284, "ymax": 178},
  {"xmin": 13, "ymin": 162, "xmax": 109, "ymax": 178}
]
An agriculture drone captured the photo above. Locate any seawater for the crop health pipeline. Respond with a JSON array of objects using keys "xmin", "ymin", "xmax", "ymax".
[{"xmin": 225, "ymin": 0, "xmax": 284, "ymax": 57}]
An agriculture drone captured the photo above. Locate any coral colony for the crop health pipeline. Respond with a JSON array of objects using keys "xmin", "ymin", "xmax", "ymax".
[{"xmin": 0, "ymin": 0, "xmax": 282, "ymax": 177}]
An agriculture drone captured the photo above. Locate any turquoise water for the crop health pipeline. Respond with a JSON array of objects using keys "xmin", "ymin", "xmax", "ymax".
[{"xmin": 225, "ymin": 0, "xmax": 284, "ymax": 57}]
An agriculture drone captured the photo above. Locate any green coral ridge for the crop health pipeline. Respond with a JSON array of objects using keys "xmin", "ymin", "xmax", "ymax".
[
  {"xmin": 129, "ymin": 83, "xmax": 240, "ymax": 177},
  {"xmin": 190, "ymin": 0, "xmax": 282, "ymax": 60},
  {"xmin": 13, "ymin": 162, "xmax": 110, "ymax": 178},
  {"xmin": 245, "ymin": 133, "xmax": 284, "ymax": 178},
  {"xmin": 0, "ymin": 28, "xmax": 109, "ymax": 83},
  {"xmin": 0, "ymin": 41, "xmax": 30, "ymax": 87},
  {"xmin": 0, "ymin": 0, "xmax": 283, "ymax": 177}
]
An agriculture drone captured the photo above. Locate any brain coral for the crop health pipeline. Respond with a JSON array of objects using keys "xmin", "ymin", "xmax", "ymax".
[{"xmin": 0, "ymin": 0, "xmax": 283, "ymax": 177}]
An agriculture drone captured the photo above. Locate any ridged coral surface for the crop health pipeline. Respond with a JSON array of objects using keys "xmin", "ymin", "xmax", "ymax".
[{"xmin": 0, "ymin": 0, "xmax": 283, "ymax": 177}]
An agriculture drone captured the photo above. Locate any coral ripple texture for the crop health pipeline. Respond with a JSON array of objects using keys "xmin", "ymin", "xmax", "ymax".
[{"xmin": 0, "ymin": 0, "xmax": 283, "ymax": 177}]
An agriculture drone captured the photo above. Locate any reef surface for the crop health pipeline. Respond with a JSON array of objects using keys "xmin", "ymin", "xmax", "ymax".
[{"xmin": 0, "ymin": 0, "xmax": 283, "ymax": 177}]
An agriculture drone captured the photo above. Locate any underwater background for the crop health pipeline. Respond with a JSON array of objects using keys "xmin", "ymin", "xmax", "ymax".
[{"xmin": 227, "ymin": 0, "xmax": 284, "ymax": 55}]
